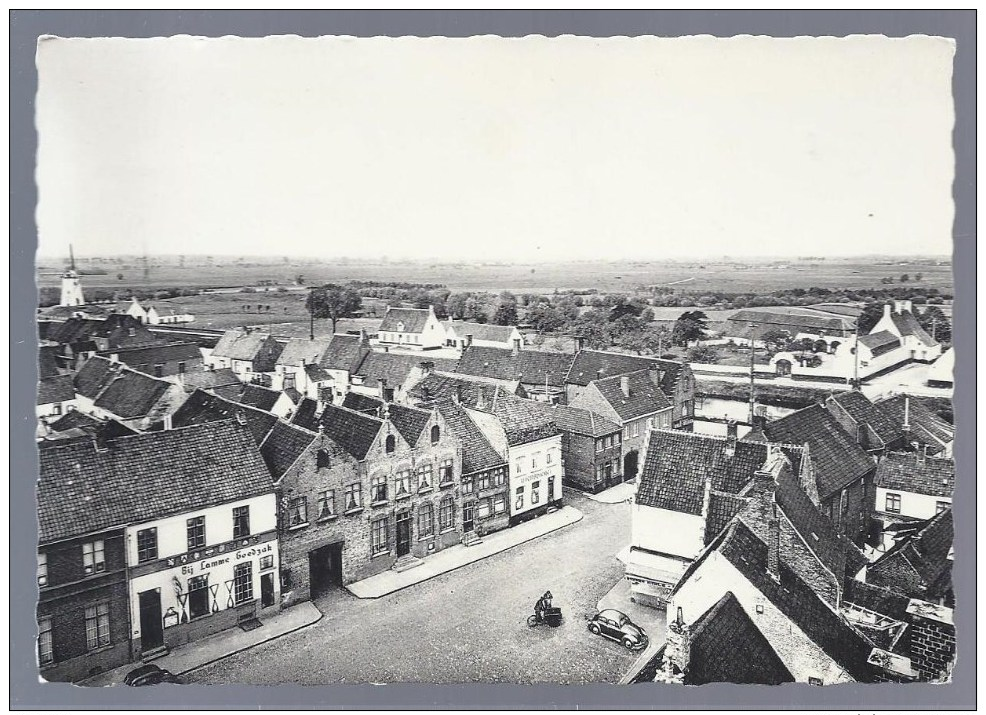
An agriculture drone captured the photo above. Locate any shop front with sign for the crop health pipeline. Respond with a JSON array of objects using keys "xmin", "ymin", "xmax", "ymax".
[
  {"xmin": 507, "ymin": 434, "xmax": 563, "ymax": 526},
  {"xmin": 128, "ymin": 531, "xmax": 279, "ymax": 658}
]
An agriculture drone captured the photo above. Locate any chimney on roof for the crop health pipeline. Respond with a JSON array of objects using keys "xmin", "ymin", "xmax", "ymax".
[
  {"xmin": 648, "ymin": 364, "xmax": 661, "ymax": 386},
  {"xmin": 109, "ymin": 352, "xmax": 119, "ymax": 364},
  {"xmin": 453, "ymin": 383, "xmax": 462, "ymax": 405},
  {"xmin": 358, "ymin": 328, "xmax": 367, "ymax": 343},
  {"xmin": 902, "ymin": 395, "xmax": 911, "ymax": 433},
  {"xmin": 726, "ymin": 419, "xmax": 738, "ymax": 441},
  {"xmin": 381, "ymin": 402, "xmax": 390, "ymax": 421},
  {"xmin": 512, "ymin": 338, "xmax": 521, "ymax": 355},
  {"xmin": 620, "ymin": 375, "xmax": 631, "ymax": 398},
  {"xmin": 476, "ymin": 387, "xmax": 489, "ymax": 410},
  {"xmin": 661, "ymin": 607, "xmax": 691, "ymax": 682},
  {"xmin": 883, "ymin": 303, "xmax": 892, "ymax": 320},
  {"xmin": 235, "ymin": 411, "xmax": 247, "ymax": 426},
  {"xmin": 573, "ymin": 335, "xmax": 585, "ymax": 354},
  {"xmin": 767, "ymin": 502, "xmax": 781, "ymax": 582},
  {"xmin": 379, "ymin": 378, "xmax": 389, "ymax": 402},
  {"xmin": 420, "ymin": 361, "xmax": 434, "ymax": 376},
  {"xmin": 465, "ymin": 334, "xmax": 473, "ymax": 348},
  {"xmin": 916, "ymin": 445, "xmax": 928, "ymax": 464}
]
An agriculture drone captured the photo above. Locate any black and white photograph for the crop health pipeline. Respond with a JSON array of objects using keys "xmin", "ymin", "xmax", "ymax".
[{"xmin": 26, "ymin": 24, "xmax": 964, "ymax": 696}]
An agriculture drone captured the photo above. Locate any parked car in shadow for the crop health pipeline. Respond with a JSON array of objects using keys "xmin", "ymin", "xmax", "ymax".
[{"xmin": 123, "ymin": 664, "xmax": 184, "ymax": 686}]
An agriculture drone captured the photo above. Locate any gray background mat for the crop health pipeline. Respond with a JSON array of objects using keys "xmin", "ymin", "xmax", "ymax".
[{"xmin": 10, "ymin": 10, "xmax": 975, "ymax": 710}]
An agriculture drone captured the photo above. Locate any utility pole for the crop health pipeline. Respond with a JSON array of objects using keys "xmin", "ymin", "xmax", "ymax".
[
  {"xmin": 308, "ymin": 286, "xmax": 315, "ymax": 340},
  {"xmin": 853, "ymin": 326, "xmax": 860, "ymax": 389},
  {"xmin": 930, "ymin": 316, "xmax": 938, "ymax": 342},
  {"xmin": 748, "ymin": 325, "xmax": 756, "ymax": 425}
]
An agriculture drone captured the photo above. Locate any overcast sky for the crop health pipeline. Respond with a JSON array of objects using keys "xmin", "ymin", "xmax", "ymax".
[{"xmin": 36, "ymin": 35, "xmax": 955, "ymax": 262}]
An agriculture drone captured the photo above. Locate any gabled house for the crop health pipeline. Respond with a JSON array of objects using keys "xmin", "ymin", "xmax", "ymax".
[
  {"xmin": 349, "ymin": 351, "xmax": 459, "ymax": 404},
  {"xmin": 375, "ymin": 306, "xmax": 446, "ymax": 350},
  {"xmin": 272, "ymin": 336, "xmax": 333, "ymax": 392},
  {"xmin": 97, "ymin": 341, "xmax": 204, "ymax": 379},
  {"xmin": 565, "ymin": 349, "xmax": 695, "ymax": 430},
  {"xmin": 655, "ymin": 507, "xmax": 880, "ymax": 685},
  {"xmin": 37, "ymin": 421, "xmax": 280, "ymax": 678},
  {"xmin": 45, "ymin": 314, "xmax": 161, "ymax": 371},
  {"xmin": 748, "ymin": 404, "xmax": 877, "ymax": 545},
  {"xmin": 72, "ymin": 356, "xmax": 188, "ymax": 431},
  {"xmin": 172, "ymin": 367, "xmax": 242, "ymax": 394},
  {"xmin": 864, "ymin": 508, "xmax": 953, "ymax": 608},
  {"xmin": 37, "ymin": 374, "xmax": 77, "ymax": 419},
  {"xmin": 40, "ymin": 410, "xmax": 138, "ymax": 445},
  {"xmin": 529, "ymin": 402, "xmax": 623, "ymax": 493},
  {"xmin": 870, "ymin": 300, "xmax": 941, "ymax": 363},
  {"xmin": 169, "ymin": 389, "xmax": 279, "ymax": 446},
  {"xmin": 306, "ymin": 332, "xmax": 373, "ymax": 404},
  {"xmin": 461, "ymin": 388, "xmax": 563, "ymax": 526},
  {"xmin": 825, "ymin": 390, "xmax": 907, "ymax": 457},
  {"xmin": 212, "ymin": 383, "xmax": 295, "ymax": 419},
  {"xmin": 628, "ymin": 429, "xmax": 828, "ymax": 607},
  {"xmin": 291, "ymin": 401, "xmax": 464, "ymax": 573},
  {"xmin": 569, "ymin": 369, "xmax": 673, "ymax": 480},
  {"xmin": 873, "ymin": 452, "xmax": 954, "ymax": 530},
  {"xmin": 407, "ymin": 371, "xmax": 526, "ymax": 407},
  {"xmin": 444, "ymin": 320, "xmax": 525, "ymax": 352},
  {"xmin": 451, "ymin": 344, "xmax": 574, "ymax": 403},
  {"xmin": 206, "ymin": 328, "xmax": 284, "ymax": 380},
  {"xmin": 875, "ymin": 394, "xmax": 954, "ymax": 457}
]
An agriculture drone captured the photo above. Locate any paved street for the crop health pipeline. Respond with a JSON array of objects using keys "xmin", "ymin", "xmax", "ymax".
[{"xmin": 186, "ymin": 490, "xmax": 643, "ymax": 685}]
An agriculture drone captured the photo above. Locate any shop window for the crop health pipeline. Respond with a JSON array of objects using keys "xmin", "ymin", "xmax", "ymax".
[
  {"xmin": 187, "ymin": 516, "xmax": 206, "ymax": 550},
  {"xmin": 82, "ymin": 540, "xmax": 105, "ymax": 575},
  {"xmin": 439, "ymin": 496, "xmax": 455, "ymax": 531},
  {"xmin": 531, "ymin": 481, "xmax": 541, "ymax": 505},
  {"xmin": 37, "ymin": 553, "xmax": 48, "ymax": 587},
  {"xmin": 418, "ymin": 504, "xmax": 435, "ymax": 538},
  {"xmin": 38, "ymin": 617, "xmax": 53, "ymax": 665},
  {"xmin": 318, "ymin": 490, "xmax": 336, "ymax": 518},
  {"xmin": 344, "ymin": 483, "xmax": 362, "ymax": 511},
  {"xmin": 84, "ymin": 602, "xmax": 111, "ymax": 651},
  {"xmin": 287, "ymin": 497, "xmax": 308, "ymax": 527},
  {"xmin": 188, "ymin": 575, "xmax": 210, "ymax": 619},
  {"xmin": 233, "ymin": 505, "xmax": 251, "ymax": 538},
  {"xmin": 371, "ymin": 517, "xmax": 389, "ymax": 555},
  {"xmin": 233, "ymin": 562, "xmax": 253, "ymax": 604},
  {"xmin": 515, "ymin": 486, "xmax": 524, "ymax": 511},
  {"xmin": 137, "ymin": 528, "xmax": 158, "ymax": 563}
]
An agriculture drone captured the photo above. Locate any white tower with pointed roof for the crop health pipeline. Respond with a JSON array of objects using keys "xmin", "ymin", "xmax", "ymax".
[{"xmin": 59, "ymin": 244, "xmax": 85, "ymax": 307}]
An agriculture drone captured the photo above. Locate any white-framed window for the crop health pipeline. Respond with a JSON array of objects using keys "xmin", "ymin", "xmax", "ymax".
[
  {"xmin": 82, "ymin": 540, "xmax": 105, "ymax": 575},
  {"xmin": 493, "ymin": 494, "xmax": 506, "ymax": 514},
  {"xmin": 233, "ymin": 505, "xmax": 251, "ymax": 538},
  {"xmin": 186, "ymin": 516, "xmax": 206, "ymax": 550},
  {"xmin": 288, "ymin": 497, "xmax": 308, "ymax": 526},
  {"xmin": 439, "ymin": 496, "xmax": 455, "ymax": 531},
  {"xmin": 233, "ymin": 562, "xmax": 253, "ymax": 604},
  {"xmin": 345, "ymin": 483, "xmax": 363, "ymax": 511},
  {"xmin": 477, "ymin": 498, "xmax": 491, "ymax": 519},
  {"xmin": 439, "ymin": 458, "xmax": 454, "ymax": 485},
  {"xmin": 418, "ymin": 504, "xmax": 435, "ymax": 538},
  {"xmin": 371, "ymin": 517, "xmax": 389, "ymax": 555},
  {"xmin": 885, "ymin": 493, "xmax": 901, "ymax": 514},
  {"xmin": 317, "ymin": 490, "xmax": 336, "ymax": 519},
  {"xmin": 137, "ymin": 528, "xmax": 157, "ymax": 563},
  {"xmin": 396, "ymin": 470, "xmax": 413, "ymax": 498},
  {"xmin": 371, "ymin": 474, "xmax": 388, "ymax": 503},
  {"xmin": 84, "ymin": 602, "xmax": 111, "ymax": 651},
  {"xmin": 38, "ymin": 617, "xmax": 53, "ymax": 665},
  {"xmin": 417, "ymin": 463, "xmax": 433, "ymax": 491},
  {"xmin": 37, "ymin": 553, "xmax": 48, "ymax": 587}
]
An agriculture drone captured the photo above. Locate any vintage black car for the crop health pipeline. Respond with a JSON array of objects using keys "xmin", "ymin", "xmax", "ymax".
[
  {"xmin": 586, "ymin": 609, "xmax": 648, "ymax": 650},
  {"xmin": 123, "ymin": 663, "xmax": 183, "ymax": 686}
]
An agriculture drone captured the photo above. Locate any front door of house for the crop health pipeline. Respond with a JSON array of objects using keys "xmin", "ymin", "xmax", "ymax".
[
  {"xmin": 396, "ymin": 511, "xmax": 412, "ymax": 557},
  {"xmin": 261, "ymin": 572, "xmax": 276, "ymax": 608},
  {"xmin": 548, "ymin": 477, "xmax": 556, "ymax": 503},
  {"xmin": 462, "ymin": 503, "xmax": 475, "ymax": 532},
  {"xmin": 139, "ymin": 589, "xmax": 164, "ymax": 652}
]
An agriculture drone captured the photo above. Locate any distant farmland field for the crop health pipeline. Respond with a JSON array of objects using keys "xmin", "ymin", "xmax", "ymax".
[{"xmin": 37, "ymin": 256, "xmax": 954, "ymax": 296}]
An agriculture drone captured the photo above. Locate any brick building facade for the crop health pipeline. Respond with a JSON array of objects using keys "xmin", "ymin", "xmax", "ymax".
[{"xmin": 36, "ymin": 530, "xmax": 132, "ymax": 682}]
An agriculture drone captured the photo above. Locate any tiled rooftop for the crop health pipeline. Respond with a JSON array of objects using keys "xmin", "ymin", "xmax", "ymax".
[
  {"xmin": 454, "ymin": 345, "xmax": 574, "ymax": 387},
  {"xmin": 37, "ymin": 421, "xmax": 274, "ymax": 544},
  {"xmin": 589, "ymin": 369, "xmax": 672, "ymax": 422},
  {"xmin": 259, "ymin": 420, "xmax": 317, "ymax": 481},
  {"xmin": 875, "ymin": 452, "xmax": 954, "ymax": 498}
]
